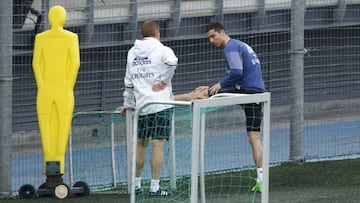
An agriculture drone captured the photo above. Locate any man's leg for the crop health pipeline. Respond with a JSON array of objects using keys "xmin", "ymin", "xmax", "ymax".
[
  {"xmin": 135, "ymin": 139, "xmax": 148, "ymax": 192},
  {"xmin": 243, "ymin": 102, "xmax": 264, "ymax": 192},
  {"xmin": 248, "ymin": 131, "xmax": 263, "ymax": 169},
  {"xmin": 174, "ymin": 86, "xmax": 209, "ymax": 101},
  {"xmin": 248, "ymin": 131, "xmax": 263, "ymax": 192},
  {"xmin": 149, "ymin": 109, "xmax": 172, "ymax": 196},
  {"xmin": 150, "ymin": 139, "xmax": 166, "ymax": 192}
]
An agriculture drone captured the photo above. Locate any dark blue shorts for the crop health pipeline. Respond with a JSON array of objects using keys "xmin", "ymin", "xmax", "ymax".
[
  {"xmin": 208, "ymin": 88, "xmax": 263, "ymax": 132},
  {"xmin": 138, "ymin": 108, "xmax": 173, "ymax": 140},
  {"xmin": 241, "ymin": 103, "xmax": 263, "ymax": 132}
]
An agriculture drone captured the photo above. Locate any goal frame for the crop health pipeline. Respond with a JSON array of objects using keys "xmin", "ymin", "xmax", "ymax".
[{"xmin": 129, "ymin": 92, "xmax": 270, "ymax": 203}]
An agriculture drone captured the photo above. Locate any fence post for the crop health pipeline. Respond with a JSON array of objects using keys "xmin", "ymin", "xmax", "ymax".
[
  {"xmin": 41, "ymin": 0, "xmax": 50, "ymax": 30},
  {"xmin": 289, "ymin": 0, "xmax": 305, "ymax": 162},
  {"xmin": 0, "ymin": 0, "xmax": 13, "ymax": 198}
]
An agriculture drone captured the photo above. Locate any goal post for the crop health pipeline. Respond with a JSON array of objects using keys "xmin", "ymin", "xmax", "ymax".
[{"xmin": 69, "ymin": 110, "xmax": 123, "ymax": 189}]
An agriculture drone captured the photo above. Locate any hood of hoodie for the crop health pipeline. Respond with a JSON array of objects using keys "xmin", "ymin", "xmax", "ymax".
[{"xmin": 132, "ymin": 37, "xmax": 162, "ymax": 56}]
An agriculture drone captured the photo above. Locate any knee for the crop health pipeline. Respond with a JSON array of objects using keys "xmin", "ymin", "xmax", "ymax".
[{"xmin": 247, "ymin": 132, "xmax": 261, "ymax": 146}]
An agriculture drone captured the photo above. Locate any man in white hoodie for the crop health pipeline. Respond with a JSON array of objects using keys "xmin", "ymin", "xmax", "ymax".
[{"xmin": 121, "ymin": 20, "xmax": 177, "ymax": 196}]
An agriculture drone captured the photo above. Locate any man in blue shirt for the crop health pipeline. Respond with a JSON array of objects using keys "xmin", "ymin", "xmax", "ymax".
[{"xmin": 205, "ymin": 22, "xmax": 265, "ymax": 192}]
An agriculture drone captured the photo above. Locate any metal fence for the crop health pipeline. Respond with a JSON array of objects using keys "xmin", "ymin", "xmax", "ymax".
[{"xmin": 1, "ymin": 0, "xmax": 360, "ymax": 197}]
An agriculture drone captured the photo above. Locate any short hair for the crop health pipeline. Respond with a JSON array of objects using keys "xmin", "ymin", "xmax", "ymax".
[
  {"xmin": 141, "ymin": 20, "xmax": 159, "ymax": 37},
  {"xmin": 205, "ymin": 22, "xmax": 225, "ymax": 33}
]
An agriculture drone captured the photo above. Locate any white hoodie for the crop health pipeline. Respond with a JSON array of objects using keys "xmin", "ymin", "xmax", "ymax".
[{"xmin": 123, "ymin": 37, "xmax": 178, "ymax": 115}]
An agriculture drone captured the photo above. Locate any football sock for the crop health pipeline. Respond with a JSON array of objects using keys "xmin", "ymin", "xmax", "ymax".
[
  {"xmin": 257, "ymin": 168, "xmax": 263, "ymax": 182},
  {"xmin": 150, "ymin": 179, "xmax": 160, "ymax": 192},
  {"xmin": 135, "ymin": 177, "xmax": 142, "ymax": 188}
]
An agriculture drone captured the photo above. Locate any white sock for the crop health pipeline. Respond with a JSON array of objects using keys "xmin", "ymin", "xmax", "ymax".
[
  {"xmin": 150, "ymin": 179, "xmax": 160, "ymax": 192},
  {"xmin": 135, "ymin": 177, "xmax": 141, "ymax": 188},
  {"xmin": 257, "ymin": 168, "xmax": 263, "ymax": 182}
]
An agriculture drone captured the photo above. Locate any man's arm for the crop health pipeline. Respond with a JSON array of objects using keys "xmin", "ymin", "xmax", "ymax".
[
  {"xmin": 160, "ymin": 47, "xmax": 178, "ymax": 84},
  {"xmin": 123, "ymin": 63, "xmax": 136, "ymax": 109},
  {"xmin": 174, "ymin": 86, "xmax": 209, "ymax": 101}
]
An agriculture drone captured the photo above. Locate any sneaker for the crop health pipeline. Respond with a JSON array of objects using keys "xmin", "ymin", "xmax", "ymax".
[
  {"xmin": 149, "ymin": 187, "xmax": 170, "ymax": 197},
  {"xmin": 251, "ymin": 181, "xmax": 262, "ymax": 193},
  {"xmin": 135, "ymin": 187, "xmax": 144, "ymax": 194}
]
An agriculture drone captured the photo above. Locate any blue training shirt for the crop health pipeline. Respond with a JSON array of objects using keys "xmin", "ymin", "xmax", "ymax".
[{"xmin": 219, "ymin": 38, "xmax": 265, "ymax": 93}]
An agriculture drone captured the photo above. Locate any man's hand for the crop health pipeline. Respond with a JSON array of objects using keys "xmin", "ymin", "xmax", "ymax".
[
  {"xmin": 209, "ymin": 83, "xmax": 221, "ymax": 96},
  {"xmin": 120, "ymin": 107, "xmax": 126, "ymax": 116},
  {"xmin": 152, "ymin": 81, "xmax": 167, "ymax": 92}
]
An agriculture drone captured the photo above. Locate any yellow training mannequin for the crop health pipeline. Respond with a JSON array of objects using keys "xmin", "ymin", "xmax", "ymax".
[{"xmin": 32, "ymin": 5, "xmax": 80, "ymax": 175}]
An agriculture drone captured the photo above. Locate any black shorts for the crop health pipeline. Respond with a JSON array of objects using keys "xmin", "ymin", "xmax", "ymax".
[
  {"xmin": 209, "ymin": 88, "xmax": 263, "ymax": 132},
  {"xmin": 241, "ymin": 103, "xmax": 263, "ymax": 132},
  {"xmin": 138, "ymin": 108, "xmax": 173, "ymax": 140}
]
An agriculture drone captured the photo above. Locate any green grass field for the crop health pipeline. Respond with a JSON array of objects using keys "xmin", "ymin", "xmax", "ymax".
[{"xmin": 2, "ymin": 158, "xmax": 359, "ymax": 203}]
